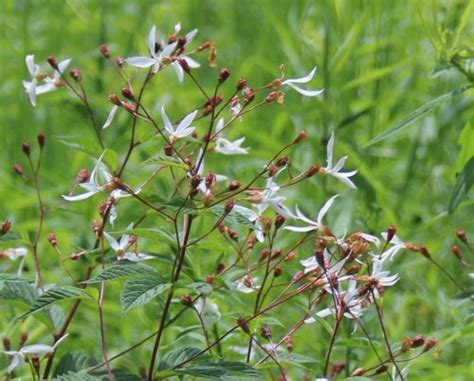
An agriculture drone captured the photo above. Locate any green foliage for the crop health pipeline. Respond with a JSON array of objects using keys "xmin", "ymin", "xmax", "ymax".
[{"xmin": 120, "ymin": 275, "xmax": 171, "ymax": 313}]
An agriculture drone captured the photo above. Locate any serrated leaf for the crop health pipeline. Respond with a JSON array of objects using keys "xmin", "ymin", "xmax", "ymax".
[
  {"xmin": 54, "ymin": 352, "xmax": 98, "ymax": 376},
  {"xmin": 365, "ymin": 85, "xmax": 472, "ymax": 146},
  {"xmin": 0, "ymin": 282, "xmax": 38, "ymax": 305},
  {"xmin": 178, "ymin": 361, "xmax": 263, "ymax": 380},
  {"xmin": 54, "ymin": 372, "xmax": 98, "ymax": 381},
  {"xmin": 84, "ymin": 263, "xmax": 157, "ymax": 284},
  {"xmin": 142, "ymin": 154, "xmax": 189, "ymax": 169},
  {"xmin": 448, "ymin": 157, "xmax": 474, "ymax": 213},
  {"xmin": 0, "ymin": 232, "xmax": 20, "ymax": 242},
  {"xmin": 120, "ymin": 274, "xmax": 171, "ymax": 313},
  {"xmin": 20, "ymin": 286, "xmax": 92, "ymax": 319},
  {"xmin": 157, "ymin": 346, "xmax": 202, "ymax": 371},
  {"xmin": 0, "ymin": 273, "xmax": 29, "ymax": 283},
  {"xmin": 187, "ymin": 282, "xmax": 214, "ymax": 295},
  {"xmin": 116, "ymin": 228, "xmax": 176, "ymax": 245}
]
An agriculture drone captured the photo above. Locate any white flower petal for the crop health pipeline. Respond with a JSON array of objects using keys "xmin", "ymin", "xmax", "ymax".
[
  {"xmin": 103, "ymin": 105, "xmax": 118, "ymax": 129},
  {"xmin": 125, "ymin": 56, "xmax": 157, "ymax": 68}
]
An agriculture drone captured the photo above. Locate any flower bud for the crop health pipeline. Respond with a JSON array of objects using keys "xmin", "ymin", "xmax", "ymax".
[
  {"xmin": 352, "ymin": 368, "xmax": 367, "ymax": 376},
  {"xmin": 32, "ymin": 355, "xmax": 40, "ymax": 371},
  {"xmin": 273, "ymin": 266, "xmax": 283, "ymax": 277},
  {"xmin": 293, "ymin": 130, "xmax": 308, "ymax": 144},
  {"xmin": 243, "ymin": 87, "xmax": 255, "ymax": 104},
  {"xmin": 346, "ymin": 264, "xmax": 361, "ymax": 275},
  {"xmin": 227, "ymin": 228, "xmax": 238, "ymax": 241},
  {"xmin": 271, "ymin": 248, "xmax": 283, "ymax": 260},
  {"xmin": 236, "ymin": 77, "xmax": 248, "ymax": 91},
  {"xmin": 423, "ymin": 337, "xmax": 438, "ymax": 352},
  {"xmin": 191, "ymin": 174, "xmax": 202, "ymax": 189},
  {"xmin": 205, "ymin": 173, "xmax": 216, "ymax": 188},
  {"xmin": 206, "ymin": 274, "xmax": 214, "ymax": 284},
  {"xmin": 386, "ymin": 225, "xmax": 397, "ymax": 242},
  {"xmin": 284, "ymin": 251, "xmax": 296, "ymax": 262},
  {"xmin": 99, "ymin": 44, "xmax": 110, "ymax": 58},
  {"xmin": 261, "ymin": 326, "xmax": 272, "ymax": 339},
  {"xmin": 276, "ymin": 156, "xmax": 288, "ymax": 167},
  {"xmin": 237, "ymin": 317, "xmax": 249, "ymax": 333},
  {"xmin": 164, "ymin": 144, "xmax": 173, "ymax": 157},
  {"xmin": 315, "ymin": 250, "xmax": 325, "ymax": 270},
  {"xmin": 76, "ymin": 168, "xmax": 89, "ymax": 183},
  {"xmin": 418, "ymin": 245, "xmax": 431, "ymax": 259},
  {"xmin": 216, "ymin": 262, "xmax": 225, "ymax": 274},
  {"xmin": 247, "ymin": 236, "xmax": 257, "ymax": 249},
  {"xmin": 69, "ymin": 68, "xmax": 81, "ymax": 82},
  {"xmin": 2, "ymin": 337, "xmax": 11, "ymax": 351},
  {"xmin": 19, "ymin": 332, "xmax": 28, "ymax": 347},
  {"xmin": 22, "ymin": 142, "xmax": 31, "ymax": 156},
  {"xmin": 293, "ymin": 270, "xmax": 304, "ymax": 282},
  {"xmin": 116, "ymin": 56, "xmax": 125, "ymax": 67},
  {"xmin": 108, "ymin": 93, "xmax": 122, "ymax": 106},
  {"xmin": 218, "ymin": 68, "xmax": 231, "ymax": 83},
  {"xmin": 456, "ymin": 229, "xmax": 468, "ymax": 243},
  {"xmin": 47, "ymin": 56, "xmax": 58, "ymax": 69},
  {"xmin": 259, "ymin": 248, "xmax": 271, "ymax": 262},
  {"xmin": 305, "ymin": 164, "xmax": 320, "ymax": 178},
  {"xmin": 70, "ymin": 252, "xmax": 79, "ymax": 261},
  {"xmin": 225, "ymin": 199, "xmax": 235, "ymax": 213},
  {"xmin": 177, "ymin": 58, "xmax": 190, "ymax": 73},
  {"xmin": 330, "ymin": 362, "xmax": 345, "ymax": 377},
  {"xmin": 197, "ymin": 41, "xmax": 212, "ymax": 51},
  {"xmin": 451, "ymin": 245, "xmax": 462, "ymax": 260},
  {"xmin": 373, "ymin": 365, "xmax": 388, "ymax": 375},
  {"xmin": 121, "ymin": 87, "xmax": 134, "ymax": 100},
  {"xmin": 47, "ymin": 233, "xmax": 57, "ymax": 247},
  {"xmin": 411, "ymin": 335, "xmax": 425, "ymax": 348},
  {"xmin": 275, "ymin": 214, "xmax": 285, "ymax": 229},
  {"xmin": 1, "ymin": 220, "xmax": 12, "ymax": 236},
  {"xmin": 265, "ymin": 91, "xmax": 281, "ymax": 103},
  {"xmin": 228, "ymin": 180, "xmax": 240, "ymax": 191},
  {"xmin": 180, "ymin": 294, "xmax": 193, "ymax": 307},
  {"xmin": 285, "ymin": 335, "xmax": 293, "ymax": 352},
  {"xmin": 13, "ymin": 163, "xmax": 24, "ymax": 176}
]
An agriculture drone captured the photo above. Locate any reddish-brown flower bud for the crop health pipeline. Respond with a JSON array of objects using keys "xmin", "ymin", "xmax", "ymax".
[
  {"xmin": 116, "ymin": 56, "xmax": 124, "ymax": 67},
  {"xmin": 247, "ymin": 236, "xmax": 257, "ymax": 249},
  {"xmin": 218, "ymin": 68, "xmax": 231, "ymax": 83},
  {"xmin": 285, "ymin": 335, "xmax": 293, "ymax": 352},
  {"xmin": 225, "ymin": 199, "xmax": 235, "ymax": 213},
  {"xmin": 294, "ymin": 130, "xmax": 308, "ymax": 144},
  {"xmin": 32, "ymin": 355, "xmax": 40, "ymax": 370},
  {"xmin": 2, "ymin": 337, "xmax": 11, "ymax": 351},
  {"xmin": 293, "ymin": 270, "xmax": 304, "ymax": 282},
  {"xmin": 411, "ymin": 335, "xmax": 425, "ymax": 348},
  {"xmin": 228, "ymin": 228, "xmax": 238, "ymax": 241},
  {"xmin": 236, "ymin": 77, "xmax": 248, "ymax": 91},
  {"xmin": 197, "ymin": 41, "xmax": 212, "ymax": 51},
  {"xmin": 315, "ymin": 250, "xmax": 325, "ymax": 270},
  {"xmin": 418, "ymin": 245, "xmax": 431, "ymax": 259},
  {"xmin": 19, "ymin": 332, "xmax": 28, "ymax": 347},
  {"xmin": 47, "ymin": 233, "xmax": 57, "ymax": 247},
  {"xmin": 276, "ymin": 155, "xmax": 289, "ymax": 167},
  {"xmin": 451, "ymin": 245, "xmax": 462, "ymax": 260},
  {"xmin": 267, "ymin": 163, "xmax": 278, "ymax": 176},
  {"xmin": 346, "ymin": 264, "xmax": 361, "ymax": 275},
  {"xmin": 191, "ymin": 174, "xmax": 202, "ymax": 189},
  {"xmin": 423, "ymin": 337, "xmax": 438, "ymax": 353},
  {"xmin": 180, "ymin": 294, "xmax": 193, "ymax": 307},
  {"xmin": 265, "ymin": 91, "xmax": 281, "ymax": 103},
  {"xmin": 273, "ymin": 266, "xmax": 283, "ymax": 277},
  {"xmin": 205, "ymin": 173, "xmax": 216, "ymax": 189},
  {"xmin": 237, "ymin": 317, "xmax": 249, "ymax": 333},
  {"xmin": 22, "ymin": 142, "xmax": 30, "ymax": 156},
  {"xmin": 275, "ymin": 214, "xmax": 285, "ymax": 229},
  {"xmin": 386, "ymin": 225, "xmax": 397, "ymax": 242},
  {"xmin": 330, "ymin": 362, "xmax": 345, "ymax": 377},
  {"xmin": 92, "ymin": 220, "xmax": 102, "ymax": 237},
  {"xmin": 163, "ymin": 144, "xmax": 173, "ymax": 157},
  {"xmin": 228, "ymin": 180, "xmax": 240, "ymax": 191},
  {"xmin": 69, "ymin": 68, "xmax": 81, "ymax": 82},
  {"xmin": 206, "ymin": 274, "xmax": 215, "ymax": 284},
  {"xmin": 70, "ymin": 252, "xmax": 79, "ymax": 261},
  {"xmin": 284, "ymin": 251, "xmax": 296, "ymax": 262},
  {"xmin": 271, "ymin": 248, "xmax": 283, "ymax": 260},
  {"xmin": 108, "ymin": 93, "xmax": 122, "ymax": 106},
  {"xmin": 374, "ymin": 365, "xmax": 388, "ymax": 375},
  {"xmin": 259, "ymin": 248, "xmax": 271, "ymax": 262},
  {"xmin": 401, "ymin": 337, "xmax": 412, "ymax": 352},
  {"xmin": 37, "ymin": 133, "xmax": 45, "ymax": 148},
  {"xmin": 76, "ymin": 168, "xmax": 89, "ymax": 183},
  {"xmin": 1, "ymin": 220, "xmax": 12, "ymax": 236},
  {"xmin": 121, "ymin": 87, "xmax": 134, "ymax": 100},
  {"xmin": 243, "ymin": 87, "xmax": 255, "ymax": 104},
  {"xmin": 456, "ymin": 229, "xmax": 468, "ymax": 243},
  {"xmin": 177, "ymin": 58, "xmax": 190, "ymax": 73},
  {"xmin": 13, "ymin": 163, "xmax": 24, "ymax": 176},
  {"xmin": 99, "ymin": 44, "xmax": 110, "ymax": 58},
  {"xmin": 305, "ymin": 164, "xmax": 320, "ymax": 178},
  {"xmin": 47, "ymin": 56, "xmax": 58, "ymax": 69}
]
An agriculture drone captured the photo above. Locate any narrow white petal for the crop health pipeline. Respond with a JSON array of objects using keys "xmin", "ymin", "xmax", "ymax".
[
  {"xmin": 282, "ymin": 67, "xmax": 317, "ymax": 85},
  {"xmin": 122, "ymin": 252, "xmax": 154, "ymax": 261},
  {"xmin": 103, "ymin": 105, "xmax": 118, "ymax": 129},
  {"xmin": 183, "ymin": 55, "xmax": 200, "ymax": 68},
  {"xmin": 177, "ymin": 109, "xmax": 198, "ymax": 131},
  {"xmin": 160, "ymin": 106, "xmax": 174, "ymax": 134},
  {"xmin": 125, "ymin": 56, "xmax": 157, "ymax": 68},
  {"xmin": 62, "ymin": 190, "xmax": 98, "ymax": 201},
  {"xmin": 172, "ymin": 61, "xmax": 184, "ymax": 82},
  {"xmin": 326, "ymin": 132, "xmax": 335, "ymax": 168},
  {"xmin": 185, "ymin": 29, "xmax": 198, "ymax": 45},
  {"xmin": 317, "ymin": 195, "xmax": 339, "ymax": 226},
  {"xmin": 148, "ymin": 25, "xmax": 157, "ymax": 56},
  {"xmin": 21, "ymin": 344, "xmax": 54, "ymax": 355},
  {"xmin": 56, "ymin": 58, "xmax": 71, "ymax": 76},
  {"xmin": 25, "ymin": 54, "xmax": 36, "ymax": 76},
  {"xmin": 103, "ymin": 231, "xmax": 120, "ymax": 252}
]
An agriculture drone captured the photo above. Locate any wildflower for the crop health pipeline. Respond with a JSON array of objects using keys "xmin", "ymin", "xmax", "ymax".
[
  {"xmin": 255, "ymin": 174, "xmax": 294, "ymax": 218},
  {"xmin": 2, "ymin": 335, "xmax": 68, "ymax": 374},
  {"xmin": 368, "ymin": 258, "xmax": 400, "ymax": 296},
  {"xmin": 380, "ymin": 232, "xmax": 405, "ymax": 261},
  {"xmin": 161, "ymin": 106, "xmax": 198, "ymax": 142},
  {"xmin": 103, "ymin": 225, "xmax": 154, "ymax": 262},
  {"xmin": 171, "ymin": 24, "xmax": 200, "ymax": 82},
  {"xmin": 1, "ymin": 248, "xmax": 27, "ymax": 276},
  {"xmin": 321, "ymin": 132, "xmax": 357, "ymax": 189},
  {"xmin": 233, "ymin": 205, "xmax": 265, "ymax": 242},
  {"xmin": 236, "ymin": 275, "xmax": 260, "ymax": 293},
  {"xmin": 285, "ymin": 195, "xmax": 338, "ymax": 233},
  {"xmin": 214, "ymin": 118, "xmax": 249, "ymax": 155},
  {"xmin": 281, "ymin": 67, "xmax": 324, "ymax": 97},
  {"xmin": 23, "ymin": 55, "xmax": 71, "ymax": 106}
]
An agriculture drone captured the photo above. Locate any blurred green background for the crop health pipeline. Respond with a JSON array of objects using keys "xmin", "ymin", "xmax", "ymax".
[{"xmin": 0, "ymin": 0, "xmax": 473, "ymax": 379}]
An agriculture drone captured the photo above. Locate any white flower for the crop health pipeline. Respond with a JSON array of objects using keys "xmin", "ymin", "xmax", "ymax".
[
  {"xmin": 380, "ymin": 233, "xmax": 405, "ymax": 261},
  {"xmin": 256, "ymin": 174, "xmax": 294, "ymax": 218},
  {"xmin": 322, "ymin": 132, "xmax": 357, "ymax": 189},
  {"xmin": 214, "ymin": 119, "xmax": 249, "ymax": 155},
  {"xmin": 125, "ymin": 25, "xmax": 178, "ymax": 73},
  {"xmin": 281, "ymin": 67, "xmax": 324, "ymax": 97},
  {"xmin": 236, "ymin": 275, "xmax": 260, "ymax": 293},
  {"xmin": 23, "ymin": 55, "xmax": 70, "ymax": 106},
  {"xmin": 3, "ymin": 335, "xmax": 68, "ymax": 374},
  {"xmin": 103, "ymin": 224, "xmax": 154, "ymax": 262},
  {"xmin": 194, "ymin": 298, "xmax": 221, "ymax": 326},
  {"xmin": 285, "ymin": 195, "xmax": 338, "ymax": 233},
  {"xmin": 103, "ymin": 105, "xmax": 119, "ymax": 129},
  {"xmin": 2, "ymin": 247, "xmax": 27, "ymax": 276},
  {"xmin": 233, "ymin": 205, "xmax": 265, "ymax": 243},
  {"xmin": 371, "ymin": 258, "xmax": 399, "ymax": 289},
  {"xmin": 161, "ymin": 106, "xmax": 198, "ymax": 142}
]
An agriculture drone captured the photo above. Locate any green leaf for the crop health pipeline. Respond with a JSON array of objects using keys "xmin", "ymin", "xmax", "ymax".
[
  {"xmin": 157, "ymin": 346, "xmax": 202, "ymax": 371},
  {"xmin": 55, "ymin": 372, "xmax": 98, "ymax": 381},
  {"xmin": 0, "ymin": 232, "xmax": 20, "ymax": 242},
  {"xmin": 142, "ymin": 154, "xmax": 189, "ymax": 170},
  {"xmin": 116, "ymin": 228, "xmax": 176, "ymax": 246},
  {"xmin": 454, "ymin": 122, "xmax": 474, "ymax": 173},
  {"xmin": 84, "ymin": 263, "xmax": 157, "ymax": 284},
  {"xmin": 120, "ymin": 274, "xmax": 171, "ymax": 313},
  {"xmin": 0, "ymin": 273, "xmax": 29, "ymax": 283},
  {"xmin": 187, "ymin": 282, "xmax": 214, "ymax": 295},
  {"xmin": 448, "ymin": 157, "xmax": 474, "ymax": 213},
  {"xmin": 0, "ymin": 282, "xmax": 38, "ymax": 305},
  {"xmin": 54, "ymin": 352, "xmax": 98, "ymax": 376},
  {"xmin": 343, "ymin": 59, "xmax": 409, "ymax": 90},
  {"xmin": 20, "ymin": 286, "xmax": 92, "ymax": 319},
  {"xmin": 178, "ymin": 360, "xmax": 263, "ymax": 380},
  {"xmin": 365, "ymin": 85, "xmax": 473, "ymax": 146}
]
